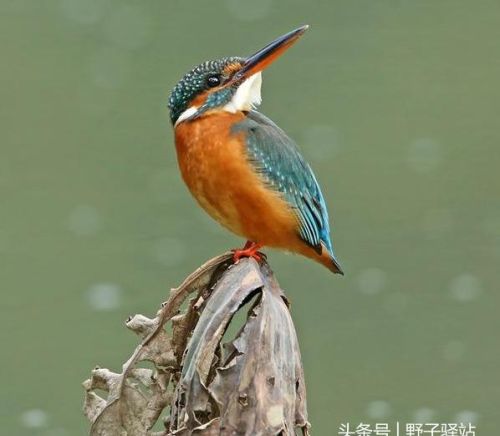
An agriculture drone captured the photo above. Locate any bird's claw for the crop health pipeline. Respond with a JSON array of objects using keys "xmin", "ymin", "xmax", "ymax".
[{"xmin": 232, "ymin": 242, "xmax": 265, "ymax": 264}]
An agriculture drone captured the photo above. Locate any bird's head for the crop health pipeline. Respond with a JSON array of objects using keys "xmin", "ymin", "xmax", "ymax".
[{"xmin": 168, "ymin": 25, "xmax": 309, "ymax": 126}]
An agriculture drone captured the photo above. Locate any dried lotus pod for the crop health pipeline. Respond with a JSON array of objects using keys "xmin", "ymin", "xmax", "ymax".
[{"xmin": 83, "ymin": 254, "xmax": 310, "ymax": 436}]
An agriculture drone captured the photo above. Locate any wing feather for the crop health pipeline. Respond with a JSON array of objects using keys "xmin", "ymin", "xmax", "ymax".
[{"xmin": 231, "ymin": 111, "xmax": 340, "ymax": 264}]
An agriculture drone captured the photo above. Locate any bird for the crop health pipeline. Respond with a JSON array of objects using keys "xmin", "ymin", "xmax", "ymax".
[{"xmin": 168, "ymin": 25, "xmax": 343, "ymax": 274}]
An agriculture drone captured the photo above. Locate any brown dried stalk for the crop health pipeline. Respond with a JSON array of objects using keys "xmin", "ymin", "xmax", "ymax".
[{"xmin": 82, "ymin": 253, "xmax": 310, "ymax": 435}]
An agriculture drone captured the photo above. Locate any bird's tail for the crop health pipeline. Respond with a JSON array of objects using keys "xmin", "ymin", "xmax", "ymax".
[
  {"xmin": 317, "ymin": 247, "xmax": 344, "ymax": 275},
  {"xmin": 300, "ymin": 242, "xmax": 344, "ymax": 275},
  {"xmin": 292, "ymin": 240, "xmax": 345, "ymax": 275}
]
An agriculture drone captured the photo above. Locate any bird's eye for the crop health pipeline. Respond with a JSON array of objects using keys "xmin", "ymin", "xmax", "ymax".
[{"xmin": 206, "ymin": 74, "xmax": 221, "ymax": 88}]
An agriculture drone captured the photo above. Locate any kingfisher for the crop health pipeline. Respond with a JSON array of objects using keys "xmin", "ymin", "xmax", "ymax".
[{"xmin": 168, "ymin": 25, "xmax": 343, "ymax": 274}]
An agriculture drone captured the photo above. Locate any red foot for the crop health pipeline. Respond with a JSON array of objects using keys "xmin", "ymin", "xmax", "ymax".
[{"xmin": 232, "ymin": 241, "xmax": 264, "ymax": 263}]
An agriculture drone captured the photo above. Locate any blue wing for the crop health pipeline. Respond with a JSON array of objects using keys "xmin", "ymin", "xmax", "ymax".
[{"xmin": 232, "ymin": 111, "xmax": 342, "ymax": 270}]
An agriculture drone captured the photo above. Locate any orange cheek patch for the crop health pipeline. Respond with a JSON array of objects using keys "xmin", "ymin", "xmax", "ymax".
[
  {"xmin": 223, "ymin": 62, "xmax": 243, "ymax": 76},
  {"xmin": 190, "ymin": 91, "xmax": 209, "ymax": 107}
]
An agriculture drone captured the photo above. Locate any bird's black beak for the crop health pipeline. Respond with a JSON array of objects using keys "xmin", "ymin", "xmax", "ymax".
[{"xmin": 231, "ymin": 25, "xmax": 309, "ymax": 83}]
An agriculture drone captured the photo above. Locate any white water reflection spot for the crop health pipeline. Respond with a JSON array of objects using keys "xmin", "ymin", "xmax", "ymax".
[
  {"xmin": 443, "ymin": 340, "xmax": 465, "ymax": 362},
  {"xmin": 449, "ymin": 274, "xmax": 482, "ymax": 302},
  {"xmin": 20, "ymin": 409, "xmax": 48, "ymax": 428},
  {"xmin": 366, "ymin": 400, "xmax": 391, "ymax": 419},
  {"xmin": 68, "ymin": 205, "xmax": 101, "ymax": 236},
  {"xmin": 407, "ymin": 138, "xmax": 442, "ymax": 173},
  {"xmin": 86, "ymin": 283, "xmax": 123, "ymax": 311},
  {"xmin": 413, "ymin": 407, "xmax": 436, "ymax": 423},
  {"xmin": 302, "ymin": 125, "xmax": 342, "ymax": 161},
  {"xmin": 455, "ymin": 410, "xmax": 479, "ymax": 424},
  {"xmin": 151, "ymin": 237, "xmax": 188, "ymax": 267},
  {"xmin": 356, "ymin": 267, "xmax": 387, "ymax": 295}
]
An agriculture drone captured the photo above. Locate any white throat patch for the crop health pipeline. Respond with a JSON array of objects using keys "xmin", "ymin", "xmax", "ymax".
[
  {"xmin": 174, "ymin": 72, "xmax": 263, "ymax": 127},
  {"xmin": 175, "ymin": 105, "xmax": 198, "ymax": 127},
  {"xmin": 223, "ymin": 72, "xmax": 262, "ymax": 113}
]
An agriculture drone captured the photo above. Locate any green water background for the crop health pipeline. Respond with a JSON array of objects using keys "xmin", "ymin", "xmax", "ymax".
[{"xmin": 1, "ymin": 0, "xmax": 499, "ymax": 434}]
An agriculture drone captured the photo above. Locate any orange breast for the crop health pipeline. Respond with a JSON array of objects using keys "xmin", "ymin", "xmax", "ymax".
[{"xmin": 174, "ymin": 111, "xmax": 299, "ymax": 248}]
